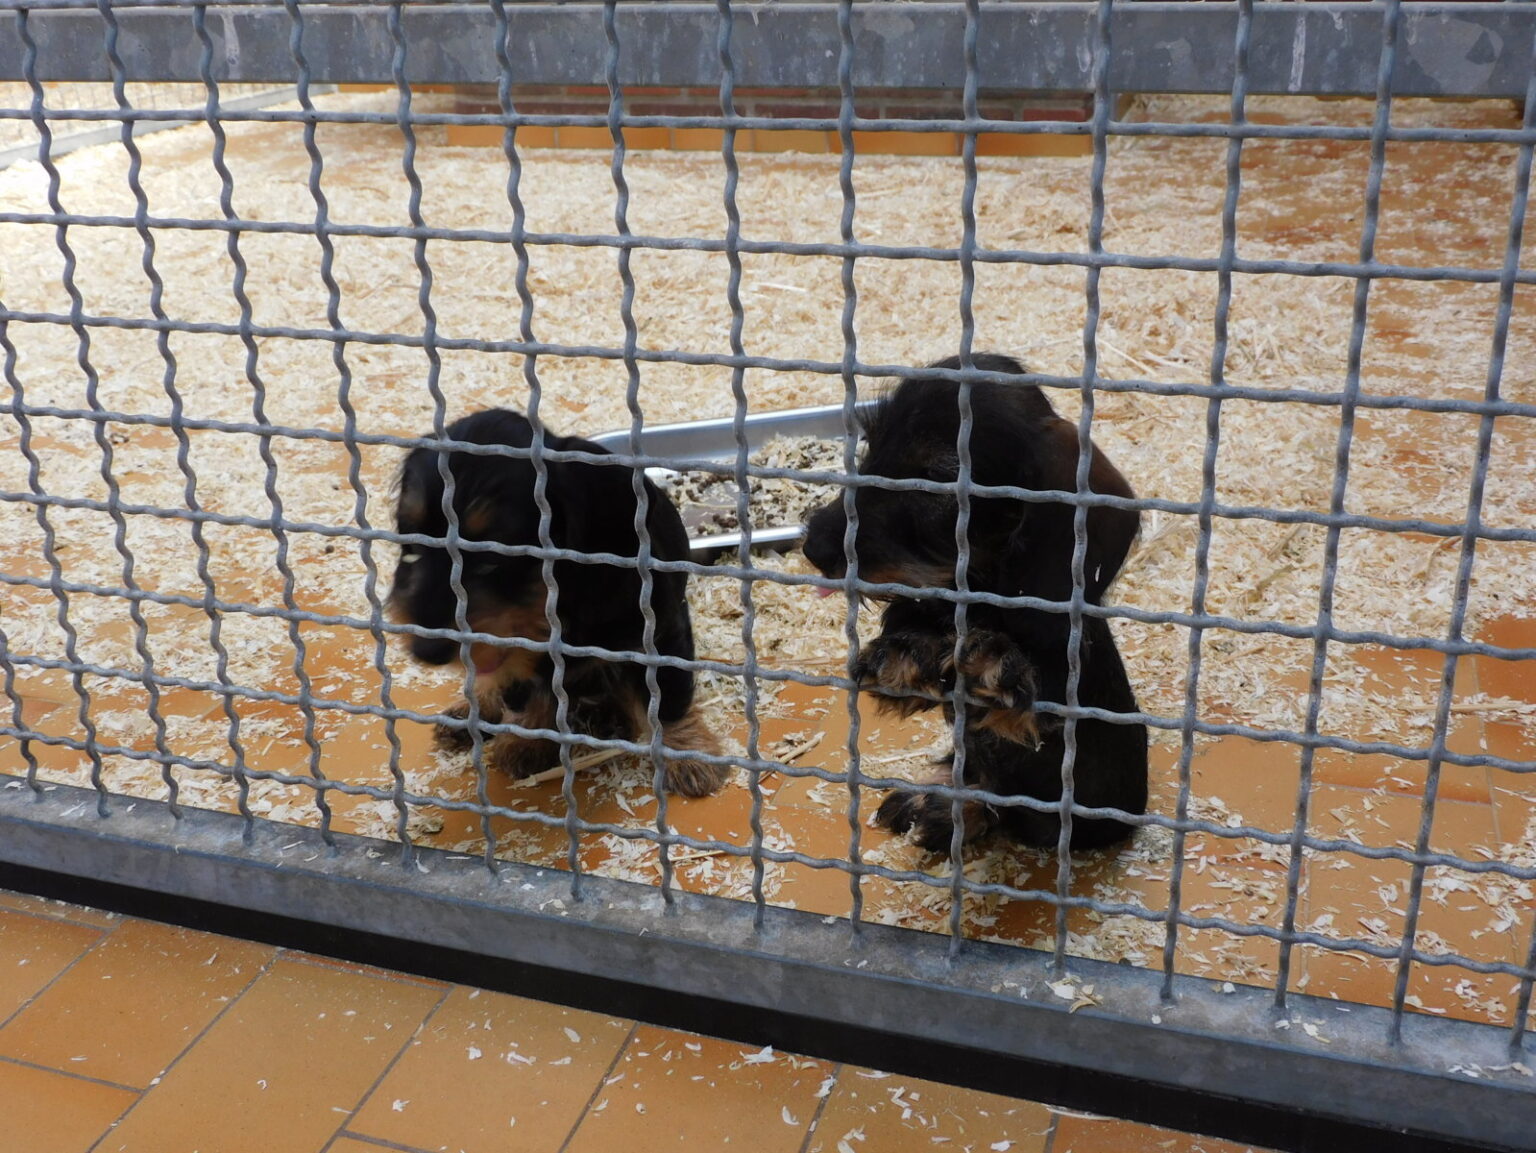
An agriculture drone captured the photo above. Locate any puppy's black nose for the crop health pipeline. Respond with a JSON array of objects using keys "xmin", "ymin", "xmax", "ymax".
[
  {"xmin": 801, "ymin": 504, "xmax": 849, "ymax": 578},
  {"xmin": 409, "ymin": 635, "xmax": 460, "ymax": 665}
]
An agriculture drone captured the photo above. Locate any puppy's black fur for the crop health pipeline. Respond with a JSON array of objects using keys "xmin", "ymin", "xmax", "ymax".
[
  {"xmin": 389, "ymin": 408, "xmax": 724, "ymax": 797},
  {"xmin": 802, "ymin": 354, "xmax": 1147, "ymax": 851}
]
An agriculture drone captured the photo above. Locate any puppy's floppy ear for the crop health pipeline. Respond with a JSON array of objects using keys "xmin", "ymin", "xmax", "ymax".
[
  {"xmin": 536, "ymin": 437, "xmax": 640, "ymax": 557},
  {"xmin": 1005, "ymin": 417, "xmax": 1140, "ymax": 605}
]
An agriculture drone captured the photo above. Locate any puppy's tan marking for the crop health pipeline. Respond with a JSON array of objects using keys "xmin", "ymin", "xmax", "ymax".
[
  {"xmin": 468, "ymin": 605, "xmax": 552, "ymax": 704},
  {"xmin": 462, "ymin": 498, "xmax": 495, "ymax": 540},
  {"xmin": 974, "ymin": 708, "xmax": 1041, "ymax": 747},
  {"xmin": 658, "ymin": 706, "xmax": 727, "ymax": 797},
  {"xmin": 488, "ymin": 687, "xmax": 560, "ymax": 779},
  {"xmin": 857, "ymin": 564, "xmax": 966, "ymax": 591}
]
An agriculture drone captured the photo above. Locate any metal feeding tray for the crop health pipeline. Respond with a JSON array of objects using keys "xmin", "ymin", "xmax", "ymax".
[{"xmin": 590, "ymin": 400, "xmax": 878, "ymax": 560}]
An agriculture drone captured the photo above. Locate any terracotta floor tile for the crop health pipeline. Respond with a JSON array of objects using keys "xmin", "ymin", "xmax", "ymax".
[
  {"xmin": 96, "ymin": 958, "xmax": 442, "ymax": 1153},
  {"xmin": 1491, "ymin": 776, "xmax": 1536, "ymax": 850},
  {"xmin": 6, "ymin": 667, "xmax": 83, "ymax": 708},
  {"xmin": 1157, "ymin": 862, "xmax": 1290, "ymax": 988},
  {"xmin": 389, "ymin": 720, "xmax": 625, "ymax": 861},
  {"xmin": 1306, "ymin": 783, "xmax": 1499, "ymax": 860},
  {"xmin": 1300, "ymin": 786, "xmax": 1515, "ymax": 1021},
  {"xmin": 327, "ymin": 1138, "xmax": 409, "ymax": 1153},
  {"xmin": 1341, "ymin": 642, "xmax": 1478, "ymax": 700},
  {"xmin": 1313, "ymin": 745, "xmax": 1492, "ymax": 804},
  {"xmin": 0, "ymin": 909, "xmax": 103, "ymax": 1026},
  {"xmin": 0, "ymin": 1058, "xmax": 139, "ymax": 1153},
  {"xmin": 805, "ymin": 1066, "xmax": 1052, "ymax": 1153},
  {"xmin": 102, "ymin": 684, "xmax": 228, "ymax": 723},
  {"xmin": 1304, "ymin": 644, "xmax": 1491, "ymax": 799},
  {"xmin": 750, "ymin": 682, "xmax": 945, "ymax": 810},
  {"xmin": 1039, "ymin": 848, "xmax": 1298, "ymax": 989},
  {"xmin": 0, "ymin": 918, "xmax": 273, "ymax": 1088},
  {"xmin": 281, "ymin": 951, "xmax": 447, "ymax": 990},
  {"xmin": 1476, "ymin": 617, "xmax": 1536, "ymax": 684},
  {"xmin": 768, "ymin": 801, "xmax": 888, "ymax": 919},
  {"xmin": 1184, "ymin": 736, "xmax": 1304, "ymax": 837},
  {"xmin": 1484, "ymin": 718, "xmax": 1536, "ymax": 769},
  {"xmin": 4, "ymin": 696, "xmax": 65, "ymax": 731},
  {"xmin": 350, "ymin": 987, "xmax": 630, "ymax": 1153},
  {"xmin": 0, "ymin": 890, "xmax": 119, "ymax": 930},
  {"xmin": 988, "ymin": 885, "xmax": 1088, "ymax": 953},
  {"xmin": 562, "ymin": 1025, "xmax": 831, "ymax": 1153},
  {"xmin": 1052, "ymin": 1112, "xmax": 1272, "ymax": 1153},
  {"xmin": 1292, "ymin": 938, "xmax": 1519, "ymax": 1025},
  {"xmin": 770, "ymin": 766, "xmax": 893, "ymax": 829}
]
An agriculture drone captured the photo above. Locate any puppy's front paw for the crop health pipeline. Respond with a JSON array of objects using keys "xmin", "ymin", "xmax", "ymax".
[
  {"xmin": 852, "ymin": 631, "xmax": 955, "ymax": 717},
  {"xmin": 434, "ymin": 694, "xmax": 512, "ymax": 753},
  {"xmin": 658, "ymin": 709, "xmax": 727, "ymax": 797},
  {"xmin": 662, "ymin": 756, "xmax": 729, "ymax": 798},
  {"xmin": 955, "ymin": 630, "xmax": 1036, "ymax": 710},
  {"xmin": 488, "ymin": 733, "xmax": 560, "ymax": 779},
  {"xmin": 955, "ymin": 630, "xmax": 1041, "ymax": 745},
  {"xmin": 875, "ymin": 779, "xmax": 998, "ymax": 854},
  {"xmin": 434, "ymin": 700, "xmax": 487, "ymax": 751}
]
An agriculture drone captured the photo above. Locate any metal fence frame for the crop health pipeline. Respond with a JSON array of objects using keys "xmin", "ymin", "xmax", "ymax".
[{"xmin": 1, "ymin": 3, "xmax": 1534, "ymax": 1150}]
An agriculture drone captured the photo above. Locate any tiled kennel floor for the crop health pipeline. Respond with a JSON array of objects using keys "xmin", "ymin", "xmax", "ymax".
[
  {"xmin": 0, "ymin": 887, "xmax": 1274, "ymax": 1153},
  {"xmin": 9, "ymin": 626, "xmax": 1533, "ymax": 1019}
]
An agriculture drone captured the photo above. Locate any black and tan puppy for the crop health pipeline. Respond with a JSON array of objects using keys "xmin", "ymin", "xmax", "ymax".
[
  {"xmin": 389, "ymin": 408, "xmax": 725, "ymax": 797},
  {"xmin": 802, "ymin": 354, "xmax": 1147, "ymax": 850}
]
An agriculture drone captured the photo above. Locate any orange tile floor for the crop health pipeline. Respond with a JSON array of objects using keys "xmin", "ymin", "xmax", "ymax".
[{"xmin": 0, "ymin": 886, "xmax": 1272, "ymax": 1153}]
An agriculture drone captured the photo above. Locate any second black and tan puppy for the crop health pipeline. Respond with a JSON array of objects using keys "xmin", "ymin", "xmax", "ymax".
[
  {"xmin": 389, "ymin": 408, "xmax": 725, "ymax": 797},
  {"xmin": 802, "ymin": 354, "xmax": 1148, "ymax": 850}
]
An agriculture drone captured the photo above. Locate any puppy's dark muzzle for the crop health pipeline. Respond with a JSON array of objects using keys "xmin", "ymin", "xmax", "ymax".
[
  {"xmin": 801, "ymin": 506, "xmax": 849, "ymax": 579},
  {"xmin": 409, "ymin": 635, "xmax": 460, "ymax": 665}
]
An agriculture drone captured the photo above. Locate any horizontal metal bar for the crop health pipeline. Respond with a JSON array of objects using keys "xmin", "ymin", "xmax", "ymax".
[
  {"xmin": 587, "ymin": 398, "xmax": 878, "ymax": 458},
  {"xmin": 0, "ymin": 84, "xmax": 332, "ymax": 173},
  {"xmin": 9, "ymin": 101, "xmax": 1536, "ymax": 148},
  {"xmin": 0, "ymin": 3, "xmax": 1529, "ymax": 96},
  {"xmin": 0, "ymin": 774, "xmax": 1532, "ymax": 1151},
  {"xmin": 590, "ymin": 400, "xmax": 877, "ymax": 556}
]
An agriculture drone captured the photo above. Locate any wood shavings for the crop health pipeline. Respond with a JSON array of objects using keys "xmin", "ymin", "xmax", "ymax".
[
  {"xmin": 1047, "ymin": 978, "xmax": 1101, "ymax": 1012},
  {"xmin": 769, "ymin": 731, "xmax": 824, "ymax": 766},
  {"xmin": 506, "ymin": 747, "xmax": 627, "ymax": 788}
]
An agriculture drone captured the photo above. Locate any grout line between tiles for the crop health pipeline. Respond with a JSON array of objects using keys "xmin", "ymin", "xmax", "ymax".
[
  {"xmin": 554, "ymin": 1019, "xmax": 640, "ymax": 1153},
  {"xmin": 1042, "ymin": 1107, "xmax": 1060, "ymax": 1153},
  {"xmin": 83, "ymin": 929, "xmax": 281, "ymax": 1153},
  {"xmin": 317, "ymin": 983, "xmax": 454, "ymax": 1153},
  {"xmin": 793, "ymin": 1060, "xmax": 842, "ymax": 1153},
  {"xmin": 327, "ymin": 1132, "xmax": 438, "ymax": 1153},
  {"xmin": 0, "ymin": 911, "xmax": 113, "ymax": 1033},
  {"xmin": 0, "ymin": 1052, "xmax": 142, "ymax": 1094},
  {"xmin": 1489, "ymin": 783, "xmax": 1526, "ymax": 847}
]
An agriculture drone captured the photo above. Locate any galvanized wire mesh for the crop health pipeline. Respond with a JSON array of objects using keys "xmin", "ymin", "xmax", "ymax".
[{"xmin": 0, "ymin": 0, "xmax": 1534, "ymax": 1071}]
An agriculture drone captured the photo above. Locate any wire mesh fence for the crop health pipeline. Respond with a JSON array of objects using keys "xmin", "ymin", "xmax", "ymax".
[{"xmin": 1, "ymin": 1, "xmax": 1535, "ymax": 1146}]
